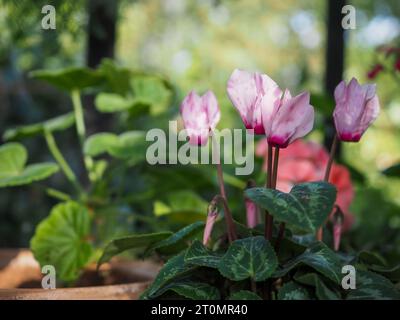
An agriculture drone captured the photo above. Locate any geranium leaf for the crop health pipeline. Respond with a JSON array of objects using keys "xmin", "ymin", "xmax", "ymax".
[{"xmin": 30, "ymin": 202, "xmax": 93, "ymax": 281}]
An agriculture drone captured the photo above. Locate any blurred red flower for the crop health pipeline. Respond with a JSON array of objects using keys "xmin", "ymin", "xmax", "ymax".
[{"xmin": 256, "ymin": 139, "xmax": 355, "ymax": 231}]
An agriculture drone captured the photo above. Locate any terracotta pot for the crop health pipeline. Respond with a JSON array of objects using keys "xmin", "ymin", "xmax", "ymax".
[{"xmin": 0, "ymin": 249, "xmax": 160, "ymax": 300}]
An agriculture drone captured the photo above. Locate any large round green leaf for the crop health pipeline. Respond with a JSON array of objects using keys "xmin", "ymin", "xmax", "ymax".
[
  {"xmin": 95, "ymin": 93, "xmax": 137, "ymax": 113},
  {"xmin": 245, "ymin": 182, "xmax": 337, "ymax": 233},
  {"xmin": 218, "ymin": 236, "xmax": 278, "ymax": 282},
  {"xmin": 30, "ymin": 201, "xmax": 93, "ymax": 282},
  {"xmin": 0, "ymin": 143, "xmax": 59, "ymax": 187},
  {"xmin": 3, "ymin": 113, "xmax": 75, "ymax": 141},
  {"xmin": 30, "ymin": 67, "xmax": 104, "ymax": 91}
]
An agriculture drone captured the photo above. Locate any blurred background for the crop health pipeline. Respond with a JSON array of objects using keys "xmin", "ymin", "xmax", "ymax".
[{"xmin": 1, "ymin": 0, "xmax": 400, "ymax": 263}]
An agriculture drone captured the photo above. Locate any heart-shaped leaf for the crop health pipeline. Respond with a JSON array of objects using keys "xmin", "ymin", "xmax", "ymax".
[
  {"xmin": 84, "ymin": 132, "xmax": 119, "ymax": 157},
  {"xmin": 30, "ymin": 67, "xmax": 103, "ymax": 91},
  {"xmin": 0, "ymin": 143, "xmax": 59, "ymax": 187},
  {"xmin": 155, "ymin": 281, "xmax": 220, "ymax": 300},
  {"xmin": 294, "ymin": 273, "xmax": 340, "ymax": 300},
  {"xmin": 245, "ymin": 182, "xmax": 337, "ymax": 233},
  {"xmin": 185, "ymin": 240, "xmax": 223, "ymax": 269},
  {"xmin": 98, "ymin": 231, "xmax": 173, "ymax": 267},
  {"xmin": 346, "ymin": 270, "xmax": 400, "ymax": 300},
  {"xmin": 278, "ymin": 282, "xmax": 310, "ymax": 300},
  {"xmin": 3, "ymin": 113, "xmax": 75, "ymax": 141},
  {"xmin": 274, "ymin": 242, "xmax": 342, "ymax": 284},
  {"xmin": 218, "ymin": 236, "xmax": 278, "ymax": 282},
  {"xmin": 141, "ymin": 251, "xmax": 197, "ymax": 299},
  {"xmin": 228, "ymin": 290, "xmax": 262, "ymax": 300},
  {"xmin": 30, "ymin": 201, "xmax": 93, "ymax": 281}
]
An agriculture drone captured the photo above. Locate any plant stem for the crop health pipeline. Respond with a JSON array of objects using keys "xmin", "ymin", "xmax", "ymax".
[
  {"xmin": 264, "ymin": 144, "xmax": 273, "ymax": 240},
  {"xmin": 212, "ymin": 135, "xmax": 237, "ymax": 242},
  {"xmin": 44, "ymin": 130, "xmax": 83, "ymax": 195},
  {"xmin": 250, "ymin": 279, "xmax": 257, "ymax": 293},
  {"xmin": 317, "ymin": 134, "xmax": 339, "ymax": 241},
  {"xmin": 324, "ymin": 134, "xmax": 338, "ymax": 182},
  {"xmin": 71, "ymin": 89, "xmax": 94, "ymax": 176},
  {"xmin": 216, "ymin": 162, "xmax": 237, "ymax": 242},
  {"xmin": 270, "ymin": 147, "xmax": 285, "ymax": 253}
]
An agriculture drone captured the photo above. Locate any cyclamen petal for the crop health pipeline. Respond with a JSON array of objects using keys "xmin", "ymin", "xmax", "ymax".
[
  {"xmin": 203, "ymin": 210, "xmax": 219, "ymax": 245},
  {"xmin": 267, "ymin": 91, "xmax": 314, "ymax": 148},
  {"xmin": 227, "ymin": 69, "xmax": 282, "ymax": 135},
  {"xmin": 180, "ymin": 90, "xmax": 221, "ymax": 146},
  {"xmin": 333, "ymin": 78, "xmax": 380, "ymax": 142}
]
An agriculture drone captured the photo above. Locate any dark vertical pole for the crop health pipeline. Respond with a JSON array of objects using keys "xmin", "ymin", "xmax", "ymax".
[
  {"xmin": 324, "ymin": 0, "xmax": 345, "ymax": 153},
  {"xmin": 87, "ymin": 0, "xmax": 117, "ymax": 68},
  {"xmin": 85, "ymin": 0, "xmax": 118, "ymax": 133}
]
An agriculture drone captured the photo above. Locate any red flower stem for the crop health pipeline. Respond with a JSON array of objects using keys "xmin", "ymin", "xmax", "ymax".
[
  {"xmin": 317, "ymin": 134, "xmax": 339, "ymax": 241},
  {"xmin": 270, "ymin": 147, "xmax": 286, "ymax": 253},
  {"xmin": 264, "ymin": 144, "xmax": 274, "ymax": 240},
  {"xmin": 324, "ymin": 134, "xmax": 338, "ymax": 181}
]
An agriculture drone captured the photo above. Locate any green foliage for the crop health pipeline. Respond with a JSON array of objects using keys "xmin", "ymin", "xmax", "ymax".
[
  {"xmin": 147, "ymin": 222, "xmax": 205, "ymax": 256},
  {"xmin": 382, "ymin": 163, "xmax": 400, "ymax": 178},
  {"xmin": 30, "ymin": 201, "xmax": 93, "ymax": 282},
  {"xmin": 278, "ymin": 282, "xmax": 311, "ymax": 300},
  {"xmin": 346, "ymin": 270, "xmax": 400, "ymax": 300},
  {"xmin": 245, "ymin": 182, "xmax": 337, "ymax": 233},
  {"xmin": 229, "ymin": 290, "xmax": 262, "ymax": 300},
  {"xmin": 30, "ymin": 67, "xmax": 103, "ymax": 92},
  {"xmin": 98, "ymin": 231, "xmax": 173, "ymax": 266},
  {"xmin": 218, "ymin": 236, "xmax": 278, "ymax": 282},
  {"xmin": 154, "ymin": 281, "xmax": 220, "ymax": 300},
  {"xmin": 84, "ymin": 131, "xmax": 148, "ymax": 164},
  {"xmin": 185, "ymin": 240, "xmax": 223, "ymax": 269},
  {"xmin": 274, "ymin": 242, "xmax": 342, "ymax": 283},
  {"xmin": 3, "ymin": 113, "xmax": 75, "ymax": 141},
  {"xmin": 141, "ymin": 251, "xmax": 197, "ymax": 299},
  {"xmin": 0, "ymin": 142, "xmax": 59, "ymax": 187}
]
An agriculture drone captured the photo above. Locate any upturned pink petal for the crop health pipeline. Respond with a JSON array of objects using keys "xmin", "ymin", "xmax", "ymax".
[
  {"xmin": 180, "ymin": 90, "xmax": 221, "ymax": 146},
  {"xmin": 227, "ymin": 69, "xmax": 282, "ymax": 135},
  {"xmin": 333, "ymin": 78, "xmax": 380, "ymax": 142},
  {"xmin": 266, "ymin": 91, "xmax": 315, "ymax": 148},
  {"xmin": 203, "ymin": 210, "xmax": 218, "ymax": 245},
  {"xmin": 333, "ymin": 222, "xmax": 342, "ymax": 251},
  {"xmin": 245, "ymin": 198, "xmax": 258, "ymax": 228}
]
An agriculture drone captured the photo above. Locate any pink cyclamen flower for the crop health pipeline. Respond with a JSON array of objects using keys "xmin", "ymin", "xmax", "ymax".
[
  {"xmin": 333, "ymin": 78, "xmax": 380, "ymax": 142},
  {"xmin": 227, "ymin": 69, "xmax": 282, "ymax": 134},
  {"xmin": 180, "ymin": 90, "xmax": 220, "ymax": 146},
  {"xmin": 265, "ymin": 90, "xmax": 315, "ymax": 148}
]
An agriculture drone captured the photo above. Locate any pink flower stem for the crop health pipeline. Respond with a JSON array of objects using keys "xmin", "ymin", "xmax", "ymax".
[
  {"xmin": 216, "ymin": 162, "xmax": 237, "ymax": 242},
  {"xmin": 264, "ymin": 144, "xmax": 274, "ymax": 240},
  {"xmin": 317, "ymin": 134, "xmax": 339, "ymax": 241}
]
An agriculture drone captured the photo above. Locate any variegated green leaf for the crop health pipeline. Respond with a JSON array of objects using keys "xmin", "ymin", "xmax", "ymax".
[
  {"xmin": 185, "ymin": 240, "xmax": 223, "ymax": 269},
  {"xmin": 274, "ymin": 242, "xmax": 342, "ymax": 284},
  {"xmin": 278, "ymin": 282, "xmax": 310, "ymax": 300},
  {"xmin": 245, "ymin": 182, "xmax": 336, "ymax": 232},
  {"xmin": 346, "ymin": 270, "xmax": 400, "ymax": 300},
  {"xmin": 156, "ymin": 281, "xmax": 220, "ymax": 300},
  {"xmin": 218, "ymin": 236, "xmax": 278, "ymax": 282},
  {"xmin": 229, "ymin": 290, "xmax": 262, "ymax": 300},
  {"xmin": 141, "ymin": 251, "xmax": 196, "ymax": 299}
]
